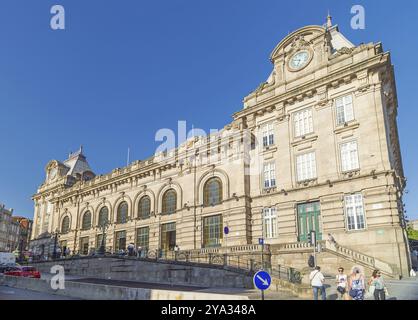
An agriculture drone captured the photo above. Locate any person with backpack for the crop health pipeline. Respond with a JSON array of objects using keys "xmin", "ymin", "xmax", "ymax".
[
  {"xmin": 348, "ymin": 266, "xmax": 365, "ymax": 300},
  {"xmin": 336, "ymin": 267, "xmax": 348, "ymax": 300},
  {"xmin": 309, "ymin": 266, "xmax": 326, "ymax": 300}
]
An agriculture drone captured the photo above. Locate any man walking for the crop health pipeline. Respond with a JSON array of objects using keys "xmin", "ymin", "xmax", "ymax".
[{"xmin": 310, "ymin": 266, "xmax": 326, "ymax": 300}]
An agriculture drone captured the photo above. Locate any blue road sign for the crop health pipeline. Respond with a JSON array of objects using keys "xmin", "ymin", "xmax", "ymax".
[
  {"xmin": 258, "ymin": 238, "xmax": 264, "ymax": 245},
  {"xmin": 224, "ymin": 226, "xmax": 229, "ymax": 235},
  {"xmin": 253, "ymin": 270, "xmax": 271, "ymax": 291}
]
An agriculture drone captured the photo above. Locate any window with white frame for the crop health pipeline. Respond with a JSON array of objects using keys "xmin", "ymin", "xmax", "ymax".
[
  {"xmin": 262, "ymin": 122, "xmax": 275, "ymax": 147},
  {"xmin": 341, "ymin": 141, "xmax": 359, "ymax": 172},
  {"xmin": 335, "ymin": 95, "xmax": 354, "ymax": 125},
  {"xmin": 294, "ymin": 108, "xmax": 313, "ymax": 137},
  {"xmin": 263, "ymin": 208, "xmax": 277, "ymax": 239},
  {"xmin": 296, "ymin": 152, "xmax": 317, "ymax": 182},
  {"xmin": 345, "ymin": 193, "xmax": 366, "ymax": 230},
  {"xmin": 263, "ymin": 162, "xmax": 276, "ymax": 189}
]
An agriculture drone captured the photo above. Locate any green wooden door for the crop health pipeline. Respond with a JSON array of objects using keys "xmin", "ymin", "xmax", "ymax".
[{"xmin": 297, "ymin": 202, "xmax": 322, "ymax": 242}]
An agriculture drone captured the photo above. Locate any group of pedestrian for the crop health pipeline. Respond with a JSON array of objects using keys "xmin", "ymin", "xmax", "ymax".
[
  {"xmin": 118, "ymin": 243, "xmax": 144, "ymax": 258},
  {"xmin": 54, "ymin": 246, "xmax": 71, "ymax": 259},
  {"xmin": 310, "ymin": 265, "xmax": 388, "ymax": 300},
  {"xmin": 117, "ymin": 244, "xmax": 146, "ymax": 258}
]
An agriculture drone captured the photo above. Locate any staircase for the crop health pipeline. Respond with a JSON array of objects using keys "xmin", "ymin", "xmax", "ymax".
[
  {"xmin": 273, "ymin": 241, "xmax": 400, "ymax": 279},
  {"xmin": 322, "ymin": 241, "xmax": 400, "ymax": 279}
]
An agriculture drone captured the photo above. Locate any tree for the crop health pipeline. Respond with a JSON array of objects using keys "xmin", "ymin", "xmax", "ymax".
[{"xmin": 407, "ymin": 227, "xmax": 418, "ymax": 241}]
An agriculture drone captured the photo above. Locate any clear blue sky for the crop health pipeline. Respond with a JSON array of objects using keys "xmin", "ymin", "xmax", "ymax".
[{"xmin": 0, "ymin": 0, "xmax": 417, "ymax": 220}]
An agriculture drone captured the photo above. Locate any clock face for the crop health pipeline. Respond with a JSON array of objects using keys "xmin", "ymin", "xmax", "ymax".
[{"xmin": 289, "ymin": 50, "xmax": 310, "ymax": 70}]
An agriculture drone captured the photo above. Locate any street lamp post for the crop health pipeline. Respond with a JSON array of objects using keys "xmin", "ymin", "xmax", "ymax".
[
  {"xmin": 98, "ymin": 219, "xmax": 110, "ymax": 255},
  {"xmin": 52, "ymin": 229, "xmax": 59, "ymax": 260},
  {"xmin": 19, "ymin": 239, "xmax": 24, "ymax": 262}
]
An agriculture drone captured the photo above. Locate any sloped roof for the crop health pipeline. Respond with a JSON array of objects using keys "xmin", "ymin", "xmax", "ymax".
[
  {"xmin": 329, "ymin": 25, "xmax": 355, "ymax": 51},
  {"xmin": 63, "ymin": 147, "xmax": 94, "ymax": 177}
]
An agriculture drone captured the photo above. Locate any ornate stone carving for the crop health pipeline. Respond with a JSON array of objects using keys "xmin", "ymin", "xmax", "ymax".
[
  {"xmin": 341, "ymin": 170, "xmax": 361, "ymax": 179},
  {"xmin": 296, "ymin": 178, "xmax": 318, "ymax": 188},
  {"xmin": 335, "ymin": 47, "xmax": 354, "ymax": 57},
  {"xmin": 254, "ymin": 82, "xmax": 268, "ymax": 94},
  {"xmin": 290, "ymin": 35, "xmax": 311, "ymax": 50}
]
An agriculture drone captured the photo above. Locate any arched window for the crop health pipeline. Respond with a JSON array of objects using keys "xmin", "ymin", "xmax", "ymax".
[
  {"xmin": 98, "ymin": 207, "xmax": 108, "ymax": 227},
  {"xmin": 162, "ymin": 190, "xmax": 176, "ymax": 215},
  {"xmin": 61, "ymin": 216, "xmax": 70, "ymax": 234},
  {"xmin": 81, "ymin": 211, "xmax": 91, "ymax": 230},
  {"xmin": 138, "ymin": 196, "xmax": 151, "ymax": 219},
  {"xmin": 117, "ymin": 201, "xmax": 128, "ymax": 224},
  {"xmin": 204, "ymin": 178, "xmax": 222, "ymax": 206}
]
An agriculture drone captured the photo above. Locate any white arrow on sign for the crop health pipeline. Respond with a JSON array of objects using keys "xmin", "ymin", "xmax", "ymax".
[{"xmin": 256, "ymin": 274, "xmax": 269, "ymax": 286}]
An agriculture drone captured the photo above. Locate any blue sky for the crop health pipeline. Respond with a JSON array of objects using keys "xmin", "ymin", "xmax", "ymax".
[{"xmin": 0, "ymin": 0, "xmax": 417, "ymax": 220}]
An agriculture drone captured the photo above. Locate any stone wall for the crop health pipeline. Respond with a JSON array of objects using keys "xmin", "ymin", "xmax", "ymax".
[
  {"xmin": 30, "ymin": 256, "xmax": 254, "ymax": 289},
  {"xmin": 0, "ymin": 275, "xmax": 249, "ymax": 300}
]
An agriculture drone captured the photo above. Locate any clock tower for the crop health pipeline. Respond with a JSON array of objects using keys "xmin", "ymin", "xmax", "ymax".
[{"xmin": 31, "ymin": 146, "xmax": 95, "ymax": 241}]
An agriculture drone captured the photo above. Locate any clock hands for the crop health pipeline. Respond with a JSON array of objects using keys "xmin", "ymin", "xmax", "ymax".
[{"xmin": 291, "ymin": 52, "xmax": 308, "ymax": 68}]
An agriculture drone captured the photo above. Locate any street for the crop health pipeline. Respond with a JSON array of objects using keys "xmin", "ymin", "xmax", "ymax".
[
  {"xmin": 0, "ymin": 285, "xmax": 79, "ymax": 300},
  {"xmin": 385, "ymin": 277, "xmax": 418, "ymax": 300},
  {"xmin": 0, "ymin": 272, "xmax": 417, "ymax": 300}
]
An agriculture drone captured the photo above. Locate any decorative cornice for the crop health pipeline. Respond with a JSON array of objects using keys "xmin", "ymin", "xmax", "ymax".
[{"xmin": 238, "ymin": 52, "xmax": 389, "ymax": 119}]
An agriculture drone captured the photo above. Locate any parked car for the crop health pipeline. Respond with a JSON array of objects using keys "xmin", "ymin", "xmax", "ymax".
[
  {"xmin": 0, "ymin": 263, "xmax": 18, "ymax": 274},
  {"xmin": 4, "ymin": 266, "xmax": 41, "ymax": 278}
]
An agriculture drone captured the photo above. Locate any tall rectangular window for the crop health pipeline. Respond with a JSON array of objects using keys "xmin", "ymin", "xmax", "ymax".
[
  {"xmin": 336, "ymin": 95, "xmax": 354, "ymax": 125},
  {"xmin": 203, "ymin": 215, "xmax": 223, "ymax": 248},
  {"xmin": 345, "ymin": 194, "xmax": 366, "ymax": 230},
  {"xmin": 263, "ymin": 162, "xmax": 276, "ymax": 189},
  {"xmin": 161, "ymin": 223, "xmax": 176, "ymax": 251},
  {"xmin": 136, "ymin": 226, "xmax": 149, "ymax": 249},
  {"xmin": 262, "ymin": 122, "xmax": 275, "ymax": 147},
  {"xmin": 263, "ymin": 208, "xmax": 277, "ymax": 239},
  {"xmin": 296, "ymin": 152, "xmax": 317, "ymax": 182},
  {"xmin": 341, "ymin": 141, "xmax": 359, "ymax": 172},
  {"xmin": 79, "ymin": 237, "xmax": 89, "ymax": 255},
  {"xmin": 294, "ymin": 108, "xmax": 313, "ymax": 137},
  {"xmin": 115, "ymin": 230, "xmax": 126, "ymax": 252}
]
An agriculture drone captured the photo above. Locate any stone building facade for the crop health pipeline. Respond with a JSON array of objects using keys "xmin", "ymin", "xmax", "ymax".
[
  {"xmin": 0, "ymin": 204, "xmax": 20, "ymax": 252},
  {"xmin": 31, "ymin": 19, "xmax": 411, "ymax": 276},
  {"xmin": 12, "ymin": 217, "xmax": 33, "ymax": 253}
]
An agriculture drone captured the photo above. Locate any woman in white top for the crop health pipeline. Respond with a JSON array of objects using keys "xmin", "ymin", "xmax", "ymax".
[{"xmin": 336, "ymin": 267, "xmax": 348, "ymax": 300}]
